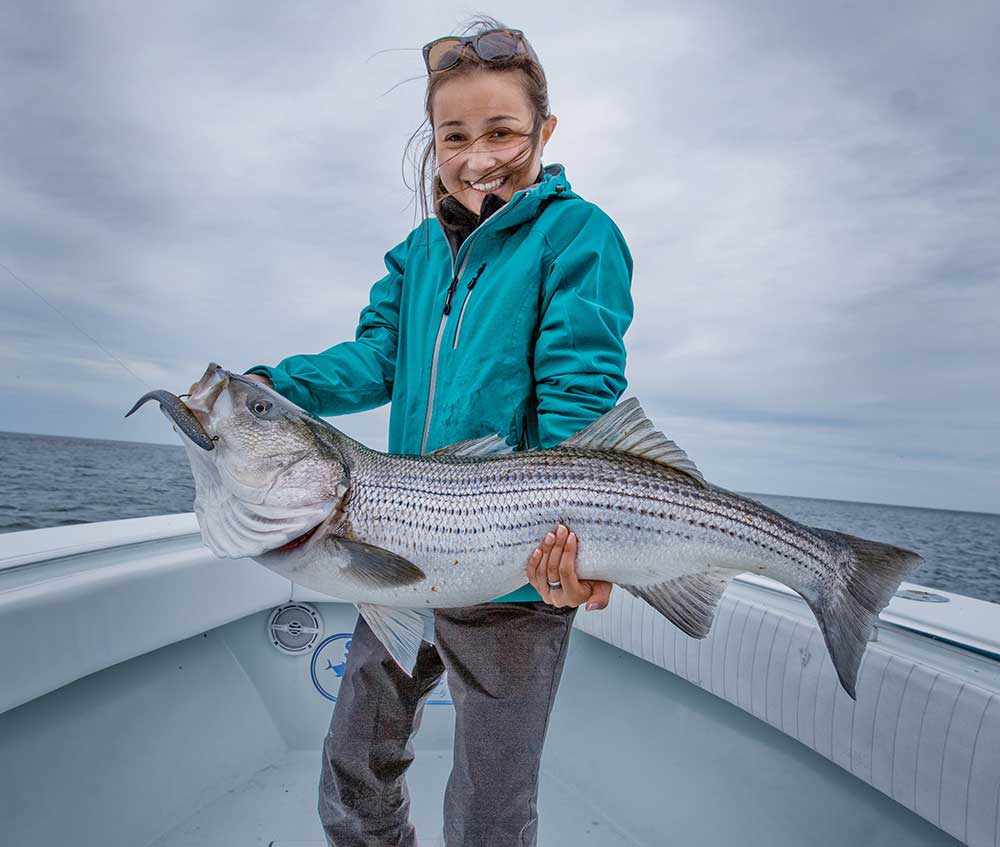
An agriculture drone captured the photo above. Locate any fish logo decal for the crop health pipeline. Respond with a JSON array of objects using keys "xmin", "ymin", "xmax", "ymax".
[
  {"xmin": 311, "ymin": 635, "xmax": 354, "ymax": 701},
  {"xmin": 311, "ymin": 634, "xmax": 452, "ymax": 705}
]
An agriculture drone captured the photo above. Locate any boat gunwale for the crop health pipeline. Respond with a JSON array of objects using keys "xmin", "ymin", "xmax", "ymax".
[{"xmin": 2, "ymin": 513, "xmax": 997, "ymax": 663}]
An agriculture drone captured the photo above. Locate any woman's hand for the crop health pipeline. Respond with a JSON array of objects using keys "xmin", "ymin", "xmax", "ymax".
[
  {"xmin": 526, "ymin": 524, "xmax": 613, "ymax": 610},
  {"xmin": 242, "ymin": 373, "xmax": 273, "ymax": 388},
  {"xmin": 186, "ymin": 372, "xmax": 271, "ymax": 396}
]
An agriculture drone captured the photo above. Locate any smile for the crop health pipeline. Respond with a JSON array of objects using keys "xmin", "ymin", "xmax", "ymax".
[{"xmin": 467, "ymin": 175, "xmax": 507, "ymax": 193}]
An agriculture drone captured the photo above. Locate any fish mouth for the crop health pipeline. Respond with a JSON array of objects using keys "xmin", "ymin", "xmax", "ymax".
[
  {"xmin": 185, "ymin": 362, "xmax": 230, "ymax": 427},
  {"xmin": 125, "ymin": 363, "xmax": 230, "ymax": 451},
  {"xmin": 125, "ymin": 390, "xmax": 215, "ymax": 451}
]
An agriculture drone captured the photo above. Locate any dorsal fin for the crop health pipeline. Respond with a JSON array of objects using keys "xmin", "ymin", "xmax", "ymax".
[
  {"xmin": 430, "ymin": 433, "xmax": 514, "ymax": 458},
  {"xmin": 559, "ymin": 397, "xmax": 706, "ymax": 487}
]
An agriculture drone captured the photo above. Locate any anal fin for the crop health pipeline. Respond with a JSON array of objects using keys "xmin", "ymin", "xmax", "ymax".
[
  {"xmin": 357, "ymin": 603, "xmax": 435, "ymax": 675},
  {"xmin": 422, "ymin": 609, "xmax": 437, "ymax": 645},
  {"xmin": 623, "ymin": 573, "xmax": 730, "ymax": 639}
]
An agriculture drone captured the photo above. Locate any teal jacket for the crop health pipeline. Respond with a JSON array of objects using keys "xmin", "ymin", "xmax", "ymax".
[{"xmin": 248, "ymin": 163, "xmax": 633, "ymax": 601}]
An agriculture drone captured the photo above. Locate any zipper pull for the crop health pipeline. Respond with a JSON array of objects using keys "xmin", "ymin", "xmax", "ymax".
[
  {"xmin": 443, "ymin": 275, "xmax": 460, "ymax": 315},
  {"xmin": 467, "ymin": 263, "xmax": 487, "ymax": 290}
]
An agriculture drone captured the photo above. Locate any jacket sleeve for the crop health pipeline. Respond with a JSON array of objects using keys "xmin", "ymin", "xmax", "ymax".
[
  {"xmin": 245, "ymin": 236, "xmax": 408, "ymax": 416},
  {"xmin": 533, "ymin": 205, "xmax": 634, "ymax": 447}
]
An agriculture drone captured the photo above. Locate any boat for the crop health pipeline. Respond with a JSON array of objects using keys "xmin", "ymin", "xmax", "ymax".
[{"xmin": 1, "ymin": 512, "xmax": 997, "ymax": 846}]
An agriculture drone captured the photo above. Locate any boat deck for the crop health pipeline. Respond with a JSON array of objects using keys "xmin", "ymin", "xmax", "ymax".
[
  {"xmin": 148, "ymin": 749, "xmax": 631, "ymax": 847},
  {"xmin": 1, "ymin": 604, "xmax": 964, "ymax": 847},
  {"xmin": 140, "ymin": 616, "xmax": 960, "ymax": 847}
]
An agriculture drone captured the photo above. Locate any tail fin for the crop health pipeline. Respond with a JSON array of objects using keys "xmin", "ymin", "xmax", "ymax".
[{"xmin": 805, "ymin": 528, "xmax": 922, "ymax": 699}]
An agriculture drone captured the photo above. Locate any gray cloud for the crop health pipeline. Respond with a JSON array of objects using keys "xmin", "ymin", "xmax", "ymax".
[{"xmin": 1, "ymin": 0, "xmax": 997, "ymax": 513}]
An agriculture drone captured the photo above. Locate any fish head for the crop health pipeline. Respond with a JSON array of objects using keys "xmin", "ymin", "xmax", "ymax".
[{"xmin": 176, "ymin": 363, "xmax": 351, "ymax": 558}]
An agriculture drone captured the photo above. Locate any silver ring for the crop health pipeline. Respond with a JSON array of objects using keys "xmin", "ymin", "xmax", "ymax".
[{"xmin": 547, "ymin": 581, "xmax": 563, "ymax": 590}]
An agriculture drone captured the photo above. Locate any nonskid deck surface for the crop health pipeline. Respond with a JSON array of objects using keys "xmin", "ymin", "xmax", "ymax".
[{"xmin": 148, "ymin": 749, "xmax": 636, "ymax": 847}]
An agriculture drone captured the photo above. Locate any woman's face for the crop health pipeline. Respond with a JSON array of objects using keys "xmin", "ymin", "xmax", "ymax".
[{"xmin": 432, "ymin": 70, "xmax": 557, "ymax": 216}]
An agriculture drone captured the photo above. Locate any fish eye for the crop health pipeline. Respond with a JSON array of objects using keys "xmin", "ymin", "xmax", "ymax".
[{"xmin": 248, "ymin": 398, "xmax": 273, "ymax": 417}]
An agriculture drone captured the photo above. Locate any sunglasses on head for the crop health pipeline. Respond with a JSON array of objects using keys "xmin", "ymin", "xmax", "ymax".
[{"xmin": 422, "ymin": 28, "xmax": 538, "ymax": 74}]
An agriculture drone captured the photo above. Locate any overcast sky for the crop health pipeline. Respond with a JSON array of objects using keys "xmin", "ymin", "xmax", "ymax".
[{"xmin": 1, "ymin": 1, "xmax": 997, "ymax": 513}]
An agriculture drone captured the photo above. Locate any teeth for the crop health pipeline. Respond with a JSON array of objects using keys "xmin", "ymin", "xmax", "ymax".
[{"xmin": 469, "ymin": 176, "xmax": 506, "ymax": 192}]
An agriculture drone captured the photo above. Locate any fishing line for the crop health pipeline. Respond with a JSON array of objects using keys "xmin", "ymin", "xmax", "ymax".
[
  {"xmin": 0, "ymin": 260, "xmax": 151, "ymax": 390},
  {"xmin": 363, "ymin": 45, "xmax": 424, "ymax": 98},
  {"xmin": 379, "ymin": 73, "xmax": 425, "ymax": 98},
  {"xmin": 365, "ymin": 47, "xmax": 421, "ymax": 63}
]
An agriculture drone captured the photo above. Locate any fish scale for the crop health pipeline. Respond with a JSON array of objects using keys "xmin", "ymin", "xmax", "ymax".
[
  {"xmin": 343, "ymin": 447, "xmax": 839, "ymax": 604},
  {"xmin": 136, "ymin": 363, "xmax": 924, "ymax": 698}
]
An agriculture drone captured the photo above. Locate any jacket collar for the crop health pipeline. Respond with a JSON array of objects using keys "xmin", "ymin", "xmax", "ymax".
[
  {"xmin": 438, "ymin": 188, "xmax": 512, "ymax": 260},
  {"xmin": 436, "ymin": 163, "xmax": 574, "ymax": 259}
]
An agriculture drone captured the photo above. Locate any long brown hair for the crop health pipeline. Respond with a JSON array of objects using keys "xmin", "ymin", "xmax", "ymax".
[{"xmin": 403, "ymin": 16, "xmax": 551, "ymax": 232}]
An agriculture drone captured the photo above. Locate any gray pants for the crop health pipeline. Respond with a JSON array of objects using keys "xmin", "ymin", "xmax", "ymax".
[{"xmin": 319, "ymin": 602, "xmax": 578, "ymax": 847}]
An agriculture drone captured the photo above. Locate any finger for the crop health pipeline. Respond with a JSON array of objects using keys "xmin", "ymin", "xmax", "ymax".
[
  {"xmin": 546, "ymin": 526, "xmax": 568, "ymax": 607},
  {"xmin": 541, "ymin": 529, "xmax": 562, "ymax": 604},
  {"xmin": 528, "ymin": 543, "xmax": 552, "ymax": 603},
  {"xmin": 546, "ymin": 525, "xmax": 567, "ymax": 590},
  {"xmin": 535, "ymin": 532, "xmax": 558, "ymax": 606},
  {"xmin": 536, "ymin": 529, "xmax": 556, "ymax": 595},
  {"xmin": 557, "ymin": 532, "xmax": 586, "ymax": 605},
  {"xmin": 526, "ymin": 546, "xmax": 541, "ymax": 583},
  {"xmin": 526, "ymin": 547, "xmax": 546, "ymax": 598},
  {"xmin": 586, "ymin": 580, "xmax": 613, "ymax": 611}
]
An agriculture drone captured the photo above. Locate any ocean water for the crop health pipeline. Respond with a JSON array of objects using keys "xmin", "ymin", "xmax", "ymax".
[
  {"xmin": 1, "ymin": 431, "xmax": 997, "ymax": 604},
  {"xmin": 0, "ymin": 431, "xmax": 195, "ymax": 532},
  {"xmin": 750, "ymin": 492, "xmax": 999, "ymax": 605}
]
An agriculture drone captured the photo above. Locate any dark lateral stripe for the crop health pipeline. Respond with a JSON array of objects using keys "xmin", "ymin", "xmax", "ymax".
[{"xmin": 364, "ymin": 476, "xmax": 827, "ymax": 569}]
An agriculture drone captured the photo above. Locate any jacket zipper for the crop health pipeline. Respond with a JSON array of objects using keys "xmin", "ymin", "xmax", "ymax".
[
  {"xmin": 451, "ymin": 262, "xmax": 487, "ymax": 350},
  {"xmin": 419, "ymin": 191, "xmax": 529, "ymax": 455}
]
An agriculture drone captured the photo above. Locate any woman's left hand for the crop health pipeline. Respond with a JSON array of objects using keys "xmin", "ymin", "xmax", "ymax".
[{"xmin": 526, "ymin": 524, "xmax": 613, "ymax": 610}]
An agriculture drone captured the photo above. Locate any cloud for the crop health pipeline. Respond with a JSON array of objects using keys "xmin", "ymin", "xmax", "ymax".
[{"xmin": 0, "ymin": 0, "xmax": 996, "ymax": 513}]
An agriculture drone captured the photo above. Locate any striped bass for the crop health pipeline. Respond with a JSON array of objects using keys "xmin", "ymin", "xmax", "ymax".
[{"xmin": 128, "ymin": 363, "xmax": 922, "ymax": 698}]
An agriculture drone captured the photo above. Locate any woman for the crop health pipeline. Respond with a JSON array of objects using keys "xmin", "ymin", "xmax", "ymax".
[{"xmin": 243, "ymin": 19, "xmax": 633, "ymax": 846}]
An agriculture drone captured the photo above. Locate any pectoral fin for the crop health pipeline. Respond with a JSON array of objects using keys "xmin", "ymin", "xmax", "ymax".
[
  {"xmin": 330, "ymin": 538, "xmax": 426, "ymax": 588},
  {"xmin": 357, "ymin": 604, "xmax": 436, "ymax": 675},
  {"xmin": 255, "ymin": 536, "xmax": 425, "ymax": 597}
]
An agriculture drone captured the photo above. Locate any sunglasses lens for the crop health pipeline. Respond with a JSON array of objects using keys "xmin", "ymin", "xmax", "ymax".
[
  {"xmin": 427, "ymin": 39, "xmax": 466, "ymax": 71},
  {"xmin": 476, "ymin": 30, "xmax": 525, "ymax": 61}
]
